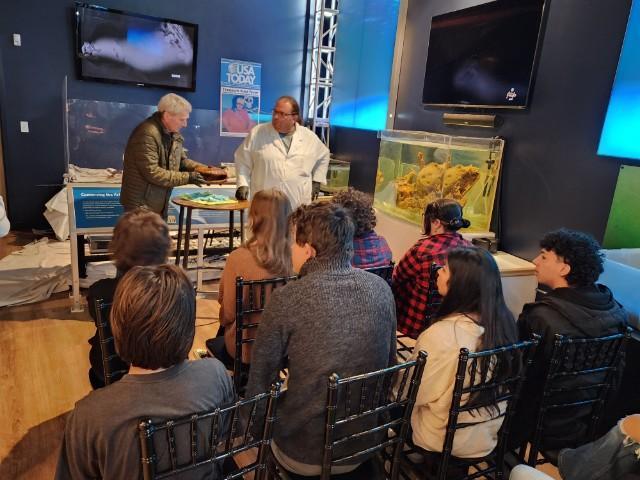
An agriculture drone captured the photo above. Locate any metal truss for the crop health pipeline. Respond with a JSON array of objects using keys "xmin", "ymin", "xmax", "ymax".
[{"xmin": 307, "ymin": 0, "xmax": 339, "ymax": 146}]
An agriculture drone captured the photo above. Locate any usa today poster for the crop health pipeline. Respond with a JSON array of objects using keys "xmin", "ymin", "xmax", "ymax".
[{"xmin": 220, "ymin": 58, "xmax": 261, "ymax": 137}]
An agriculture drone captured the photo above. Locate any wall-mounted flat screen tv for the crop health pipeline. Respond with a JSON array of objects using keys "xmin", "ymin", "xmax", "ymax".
[
  {"xmin": 74, "ymin": 3, "xmax": 198, "ymax": 91},
  {"xmin": 422, "ymin": 0, "xmax": 547, "ymax": 109}
]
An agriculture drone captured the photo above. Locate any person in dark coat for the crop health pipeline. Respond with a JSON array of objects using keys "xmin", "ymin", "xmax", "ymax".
[
  {"xmin": 514, "ymin": 229, "xmax": 628, "ymax": 450},
  {"xmin": 120, "ymin": 93, "xmax": 206, "ymax": 218}
]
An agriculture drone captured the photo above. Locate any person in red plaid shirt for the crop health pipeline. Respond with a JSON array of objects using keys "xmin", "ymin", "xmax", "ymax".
[
  {"xmin": 392, "ymin": 199, "xmax": 471, "ymax": 338},
  {"xmin": 333, "ymin": 188, "xmax": 393, "ymax": 269}
]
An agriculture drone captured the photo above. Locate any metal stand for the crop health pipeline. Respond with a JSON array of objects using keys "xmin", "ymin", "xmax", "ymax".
[{"xmin": 307, "ymin": 0, "xmax": 339, "ymax": 146}]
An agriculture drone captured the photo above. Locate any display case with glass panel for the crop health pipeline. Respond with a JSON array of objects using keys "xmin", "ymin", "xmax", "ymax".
[
  {"xmin": 373, "ymin": 130, "xmax": 504, "ymax": 232},
  {"xmin": 322, "ymin": 158, "xmax": 351, "ymax": 193}
]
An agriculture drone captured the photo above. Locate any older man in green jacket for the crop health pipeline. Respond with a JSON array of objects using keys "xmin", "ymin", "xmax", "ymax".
[{"xmin": 120, "ymin": 93, "xmax": 206, "ymax": 219}]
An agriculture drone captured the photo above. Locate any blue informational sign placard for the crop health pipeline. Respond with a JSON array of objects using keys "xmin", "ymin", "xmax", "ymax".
[
  {"xmin": 220, "ymin": 58, "xmax": 262, "ymax": 137},
  {"xmin": 72, "ymin": 185, "xmax": 239, "ymax": 229},
  {"xmin": 72, "ymin": 187, "xmax": 123, "ymax": 229}
]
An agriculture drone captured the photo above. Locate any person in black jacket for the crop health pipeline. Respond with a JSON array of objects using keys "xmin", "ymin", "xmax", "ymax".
[
  {"xmin": 87, "ymin": 208, "xmax": 171, "ymax": 389},
  {"xmin": 514, "ymin": 229, "xmax": 628, "ymax": 450}
]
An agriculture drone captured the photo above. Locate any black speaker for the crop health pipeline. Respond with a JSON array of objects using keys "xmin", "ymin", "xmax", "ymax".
[{"xmin": 442, "ymin": 113, "xmax": 498, "ymax": 128}]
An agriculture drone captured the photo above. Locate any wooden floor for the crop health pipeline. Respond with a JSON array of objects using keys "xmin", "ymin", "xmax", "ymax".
[{"xmin": 0, "ymin": 231, "xmax": 221, "ymax": 479}]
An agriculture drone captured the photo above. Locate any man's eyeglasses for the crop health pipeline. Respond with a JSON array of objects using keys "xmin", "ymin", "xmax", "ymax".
[{"xmin": 272, "ymin": 109, "xmax": 297, "ymax": 117}]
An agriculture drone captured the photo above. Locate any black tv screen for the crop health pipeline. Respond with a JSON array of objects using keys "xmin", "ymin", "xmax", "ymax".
[
  {"xmin": 74, "ymin": 3, "xmax": 198, "ymax": 91},
  {"xmin": 422, "ymin": 0, "xmax": 546, "ymax": 109}
]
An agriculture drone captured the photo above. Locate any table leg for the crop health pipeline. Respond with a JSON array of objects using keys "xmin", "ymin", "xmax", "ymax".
[
  {"xmin": 197, "ymin": 228, "xmax": 204, "ymax": 292},
  {"xmin": 183, "ymin": 207, "xmax": 193, "ymax": 270},
  {"xmin": 240, "ymin": 208, "xmax": 245, "ymax": 244},
  {"xmin": 77, "ymin": 234, "xmax": 87, "ymax": 278},
  {"xmin": 228, "ymin": 210, "xmax": 234, "ymax": 251},
  {"xmin": 175, "ymin": 205, "xmax": 185, "ymax": 266}
]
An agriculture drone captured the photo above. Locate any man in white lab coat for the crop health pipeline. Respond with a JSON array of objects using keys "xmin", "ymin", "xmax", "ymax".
[{"xmin": 234, "ymin": 96, "xmax": 330, "ymax": 209}]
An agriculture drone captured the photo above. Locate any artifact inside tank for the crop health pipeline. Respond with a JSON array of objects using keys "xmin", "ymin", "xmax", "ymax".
[
  {"xmin": 394, "ymin": 162, "xmax": 480, "ymax": 212},
  {"xmin": 195, "ymin": 165, "xmax": 228, "ymax": 183}
]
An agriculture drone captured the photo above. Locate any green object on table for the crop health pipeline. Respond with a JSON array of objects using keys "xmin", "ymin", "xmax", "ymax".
[{"xmin": 179, "ymin": 192, "xmax": 237, "ymax": 206}]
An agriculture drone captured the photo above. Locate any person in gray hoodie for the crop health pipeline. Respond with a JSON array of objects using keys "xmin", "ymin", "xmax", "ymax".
[
  {"xmin": 245, "ymin": 202, "xmax": 397, "ymax": 476},
  {"xmin": 514, "ymin": 229, "xmax": 628, "ymax": 450}
]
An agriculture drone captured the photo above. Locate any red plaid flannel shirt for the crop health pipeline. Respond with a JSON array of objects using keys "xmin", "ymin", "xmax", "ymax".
[{"xmin": 392, "ymin": 232, "xmax": 471, "ymax": 339}]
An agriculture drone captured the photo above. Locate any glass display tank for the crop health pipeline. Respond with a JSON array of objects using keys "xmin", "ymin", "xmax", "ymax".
[{"xmin": 374, "ymin": 130, "xmax": 505, "ymax": 232}]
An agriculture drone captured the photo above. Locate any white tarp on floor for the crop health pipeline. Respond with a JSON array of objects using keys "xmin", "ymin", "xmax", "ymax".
[
  {"xmin": 0, "ymin": 238, "xmax": 71, "ymax": 308},
  {"xmin": 0, "ymin": 237, "xmax": 225, "ymax": 308}
]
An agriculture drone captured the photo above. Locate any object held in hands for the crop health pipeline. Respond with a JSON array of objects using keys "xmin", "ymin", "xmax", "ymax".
[
  {"xmin": 194, "ymin": 165, "xmax": 228, "ymax": 183},
  {"xmin": 235, "ymin": 186, "xmax": 249, "ymax": 200}
]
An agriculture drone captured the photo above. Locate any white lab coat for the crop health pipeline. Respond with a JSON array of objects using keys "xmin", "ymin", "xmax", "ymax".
[{"xmin": 234, "ymin": 123, "xmax": 330, "ymax": 209}]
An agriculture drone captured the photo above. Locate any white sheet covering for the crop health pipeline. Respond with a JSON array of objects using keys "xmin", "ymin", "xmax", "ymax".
[
  {"xmin": 44, "ymin": 188, "xmax": 70, "ymax": 241},
  {"xmin": 0, "ymin": 238, "xmax": 71, "ymax": 308}
]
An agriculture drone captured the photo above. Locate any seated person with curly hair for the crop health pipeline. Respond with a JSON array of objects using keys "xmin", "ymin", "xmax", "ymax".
[
  {"xmin": 331, "ymin": 187, "xmax": 392, "ymax": 269},
  {"xmin": 514, "ymin": 228, "xmax": 628, "ymax": 449}
]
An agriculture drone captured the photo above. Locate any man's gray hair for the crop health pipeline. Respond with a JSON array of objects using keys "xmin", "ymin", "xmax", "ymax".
[{"xmin": 157, "ymin": 93, "xmax": 192, "ymax": 115}]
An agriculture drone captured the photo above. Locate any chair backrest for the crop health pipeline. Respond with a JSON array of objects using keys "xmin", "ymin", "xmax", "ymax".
[
  {"xmin": 425, "ymin": 261, "xmax": 443, "ymax": 328},
  {"xmin": 93, "ymin": 298, "xmax": 129, "ymax": 386},
  {"xmin": 439, "ymin": 338, "xmax": 539, "ymax": 480},
  {"xmin": 234, "ymin": 275, "xmax": 297, "ymax": 394},
  {"xmin": 138, "ymin": 383, "xmax": 281, "ymax": 480},
  {"xmin": 526, "ymin": 329, "xmax": 629, "ymax": 465},
  {"xmin": 321, "ymin": 351, "xmax": 428, "ymax": 480},
  {"xmin": 363, "ymin": 262, "xmax": 395, "ymax": 286}
]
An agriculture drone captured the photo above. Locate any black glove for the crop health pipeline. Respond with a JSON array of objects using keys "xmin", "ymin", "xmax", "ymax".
[
  {"xmin": 188, "ymin": 171, "xmax": 206, "ymax": 187},
  {"xmin": 312, "ymin": 181, "xmax": 322, "ymax": 200},
  {"xmin": 235, "ymin": 186, "xmax": 249, "ymax": 200}
]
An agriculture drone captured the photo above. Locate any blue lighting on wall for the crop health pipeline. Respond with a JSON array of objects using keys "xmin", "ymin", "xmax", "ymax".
[
  {"xmin": 331, "ymin": 0, "xmax": 400, "ymax": 131},
  {"xmin": 598, "ymin": 0, "xmax": 640, "ymax": 161}
]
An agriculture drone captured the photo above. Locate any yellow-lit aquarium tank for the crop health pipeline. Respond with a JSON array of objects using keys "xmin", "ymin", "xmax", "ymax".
[{"xmin": 374, "ymin": 130, "xmax": 504, "ymax": 232}]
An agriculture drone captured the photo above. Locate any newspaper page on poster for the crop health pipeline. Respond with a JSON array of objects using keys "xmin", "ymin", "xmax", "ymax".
[{"xmin": 220, "ymin": 58, "xmax": 261, "ymax": 137}]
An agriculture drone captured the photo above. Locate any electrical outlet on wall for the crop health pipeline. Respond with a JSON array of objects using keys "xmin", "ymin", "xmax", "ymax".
[
  {"xmin": 20, "ymin": 121, "xmax": 29, "ymax": 133},
  {"xmin": 12, "ymin": 34, "xmax": 21, "ymax": 47}
]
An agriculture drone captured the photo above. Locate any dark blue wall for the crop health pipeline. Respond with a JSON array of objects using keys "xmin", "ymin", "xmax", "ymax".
[
  {"xmin": 0, "ymin": 0, "xmax": 308, "ymax": 229},
  {"xmin": 392, "ymin": 0, "xmax": 633, "ymax": 259}
]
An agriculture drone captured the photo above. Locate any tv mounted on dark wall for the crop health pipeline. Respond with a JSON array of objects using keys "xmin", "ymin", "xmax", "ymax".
[
  {"xmin": 74, "ymin": 3, "xmax": 198, "ymax": 91},
  {"xmin": 422, "ymin": 0, "xmax": 547, "ymax": 109}
]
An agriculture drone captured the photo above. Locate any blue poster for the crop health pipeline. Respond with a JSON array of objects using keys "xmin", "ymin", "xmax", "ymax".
[
  {"xmin": 220, "ymin": 58, "xmax": 261, "ymax": 137},
  {"xmin": 72, "ymin": 186, "xmax": 240, "ymax": 229},
  {"xmin": 73, "ymin": 187, "xmax": 123, "ymax": 229}
]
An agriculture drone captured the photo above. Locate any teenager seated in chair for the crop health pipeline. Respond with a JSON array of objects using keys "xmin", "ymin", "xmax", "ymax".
[
  {"xmin": 206, "ymin": 188, "xmax": 293, "ymax": 369},
  {"xmin": 56, "ymin": 265, "xmax": 234, "ymax": 480},
  {"xmin": 409, "ymin": 247, "xmax": 517, "ymax": 473},
  {"xmin": 87, "ymin": 208, "xmax": 171, "ymax": 389},
  {"xmin": 392, "ymin": 199, "xmax": 471, "ymax": 339},
  {"xmin": 331, "ymin": 187, "xmax": 392, "ymax": 269},
  {"xmin": 513, "ymin": 229, "xmax": 629, "ymax": 450},
  {"xmin": 245, "ymin": 202, "xmax": 397, "ymax": 477}
]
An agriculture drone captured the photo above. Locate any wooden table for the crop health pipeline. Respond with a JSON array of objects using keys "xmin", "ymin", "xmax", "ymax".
[{"xmin": 171, "ymin": 197, "xmax": 250, "ymax": 269}]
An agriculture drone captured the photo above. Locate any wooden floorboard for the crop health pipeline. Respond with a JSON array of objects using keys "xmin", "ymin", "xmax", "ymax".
[{"xmin": 0, "ymin": 288, "xmax": 220, "ymax": 479}]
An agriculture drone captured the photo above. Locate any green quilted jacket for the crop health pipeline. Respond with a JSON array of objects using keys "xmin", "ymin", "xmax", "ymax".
[{"xmin": 120, "ymin": 112, "xmax": 203, "ymax": 216}]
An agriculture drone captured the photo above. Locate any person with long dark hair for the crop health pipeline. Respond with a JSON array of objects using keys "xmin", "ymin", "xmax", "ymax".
[
  {"xmin": 410, "ymin": 246, "xmax": 517, "ymax": 460},
  {"xmin": 392, "ymin": 198, "xmax": 471, "ymax": 339}
]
